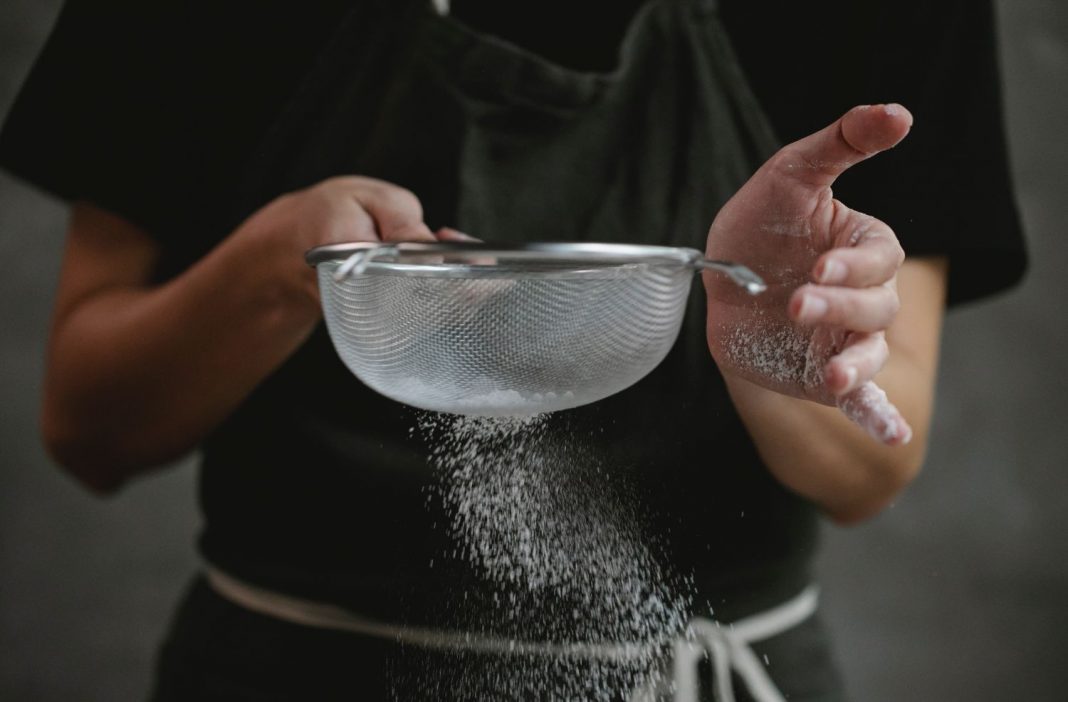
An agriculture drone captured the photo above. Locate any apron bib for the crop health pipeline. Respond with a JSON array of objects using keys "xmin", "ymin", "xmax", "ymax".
[
  {"xmin": 237, "ymin": 0, "xmax": 778, "ymax": 247},
  {"xmin": 203, "ymin": 1, "xmax": 846, "ymax": 700},
  {"xmin": 233, "ymin": 0, "xmax": 780, "ymax": 384}
]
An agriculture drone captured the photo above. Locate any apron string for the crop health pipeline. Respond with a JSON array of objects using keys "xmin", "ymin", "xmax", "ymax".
[
  {"xmin": 206, "ymin": 564, "xmax": 815, "ymax": 700},
  {"xmin": 662, "ymin": 586, "xmax": 819, "ymax": 702}
]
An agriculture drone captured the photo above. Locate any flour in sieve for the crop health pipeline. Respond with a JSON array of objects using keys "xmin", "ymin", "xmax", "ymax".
[
  {"xmin": 384, "ymin": 376, "xmax": 575, "ymax": 415},
  {"xmin": 412, "ymin": 412, "xmax": 694, "ymax": 701}
]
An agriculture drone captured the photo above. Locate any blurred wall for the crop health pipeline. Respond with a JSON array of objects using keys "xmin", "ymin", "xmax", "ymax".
[
  {"xmin": 1, "ymin": 1, "xmax": 1065, "ymax": 700},
  {"xmin": 816, "ymin": 2, "xmax": 1068, "ymax": 699}
]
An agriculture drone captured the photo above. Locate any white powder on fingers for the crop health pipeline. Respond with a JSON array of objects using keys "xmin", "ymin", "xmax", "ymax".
[{"xmin": 837, "ymin": 381, "xmax": 912, "ymax": 445}]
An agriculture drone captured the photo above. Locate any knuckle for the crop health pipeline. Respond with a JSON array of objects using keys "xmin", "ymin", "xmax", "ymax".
[
  {"xmin": 768, "ymin": 148, "xmax": 812, "ymax": 179},
  {"xmin": 877, "ymin": 335, "xmax": 890, "ymax": 358},
  {"xmin": 840, "ymin": 292, "xmax": 863, "ymax": 321},
  {"xmin": 875, "ymin": 288, "xmax": 901, "ymax": 322},
  {"xmin": 381, "ymin": 188, "xmax": 424, "ymax": 221},
  {"xmin": 884, "ymin": 288, "xmax": 902, "ymax": 319},
  {"xmin": 334, "ymin": 174, "xmax": 376, "ymax": 189},
  {"xmin": 318, "ymin": 175, "xmax": 357, "ymax": 192},
  {"xmin": 890, "ymin": 239, "xmax": 906, "ymax": 268},
  {"xmin": 272, "ymin": 190, "xmax": 300, "ymax": 209},
  {"xmin": 768, "ymin": 148, "xmax": 792, "ymax": 173}
]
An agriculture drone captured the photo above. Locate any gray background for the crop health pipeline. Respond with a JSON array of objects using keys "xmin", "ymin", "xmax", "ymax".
[{"xmin": 1, "ymin": 1, "xmax": 1065, "ymax": 700}]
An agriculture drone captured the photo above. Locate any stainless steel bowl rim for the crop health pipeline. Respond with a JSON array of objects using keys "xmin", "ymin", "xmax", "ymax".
[
  {"xmin": 306, "ymin": 241, "xmax": 766, "ymax": 292},
  {"xmin": 305, "ymin": 240, "xmax": 705, "ymax": 269}
]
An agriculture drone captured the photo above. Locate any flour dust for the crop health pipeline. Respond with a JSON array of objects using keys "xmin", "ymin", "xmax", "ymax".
[{"xmin": 405, "ymin": 413, "xmax": 693, "ymax": 701}]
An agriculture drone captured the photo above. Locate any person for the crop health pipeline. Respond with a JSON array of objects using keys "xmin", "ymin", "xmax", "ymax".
[{"xmin": 0, "ymin": 0, "xmax": 1026, "ymax": 699}]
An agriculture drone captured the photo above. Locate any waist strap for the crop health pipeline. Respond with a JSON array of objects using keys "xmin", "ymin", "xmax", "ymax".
[
  {"xmin": 657, "ymin": 588, "xmax": 818, "ymax": 702},
  {"xmin": 205, "ymin": 565, "xmax": 816, "ymax": 701}
]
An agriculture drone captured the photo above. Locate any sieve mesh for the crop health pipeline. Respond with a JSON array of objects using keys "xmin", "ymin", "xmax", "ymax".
[{"xmin": 316, "ymin": 254, "xmax": 694, "ymax": 416}]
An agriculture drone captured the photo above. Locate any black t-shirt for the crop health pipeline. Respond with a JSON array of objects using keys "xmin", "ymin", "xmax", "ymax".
[
  {"xmin": 447, "ymin": 0, "xmax": 1028, "ymax": 305},
  {"xmin": 0, "ymin": 0, "xmax": 1026, "ymax": 301},
  {"xmin": 0, "ymin": 0, "xmax": 1026, "ymax": 627}
]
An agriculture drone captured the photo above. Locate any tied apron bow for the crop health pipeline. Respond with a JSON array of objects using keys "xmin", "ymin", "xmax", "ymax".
[{"xmin": 636, "ymin": 587, "xmax": 820, "ymax": 702}]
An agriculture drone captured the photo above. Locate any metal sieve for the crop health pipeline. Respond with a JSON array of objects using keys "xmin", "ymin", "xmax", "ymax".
[{"xmin": 305, "ymin": 242, "xmax": 765, "ymax": 416}]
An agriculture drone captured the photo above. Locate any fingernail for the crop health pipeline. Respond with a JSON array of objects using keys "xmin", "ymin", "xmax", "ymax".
[
  {"xmin": 884, "ymin": 103, "xmax": 913, "ymax": 127},
  {"xmin": 817, "ymin": 259, "xmax": 847, "ymax": 284},
  {"xmin": 437, "ymin": 227, "xmax": 473, "ymax": 241},
  {"xmin": 798, "ymin": 294, "xmax": 828, "ymax": 321}
]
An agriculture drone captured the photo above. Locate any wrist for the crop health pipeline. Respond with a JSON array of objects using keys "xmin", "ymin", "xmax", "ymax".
[{"xmin": 222, "ymin": 219, "xmax": 323, "ymax": 330}]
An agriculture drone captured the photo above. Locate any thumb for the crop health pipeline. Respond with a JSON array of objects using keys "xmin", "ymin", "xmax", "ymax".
[
  {"xmin": 775, "ymin": 104, "xmax": 913, "ymax": 188},
  {"xmin": 837, "ymin": 381, "xmax": 913, "ymax": 446}
]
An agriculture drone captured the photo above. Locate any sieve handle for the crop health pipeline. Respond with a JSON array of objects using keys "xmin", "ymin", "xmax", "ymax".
[
  {"xmin": 333, "ymin": 245, "xmax": 398, "ymax": 282},
  {"xmin": 693, "ymin": 259, "xmax": 767, "ymax": 295}
]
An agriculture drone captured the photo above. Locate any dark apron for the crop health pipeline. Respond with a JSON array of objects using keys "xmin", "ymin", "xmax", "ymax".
[
  {"xmin": 166, "ymin": 0, "xmax": 847, "ymax": 700},
  {"xmin": 238, "ymin": 0, "xmax": 777, "ymax": 247}
]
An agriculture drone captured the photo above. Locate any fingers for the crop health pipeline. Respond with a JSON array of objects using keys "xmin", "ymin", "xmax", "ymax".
[
  {"xmin": 332, "ymin": 177, "xmax": 435, "ymax": 242},
  {"xmin": 773, "ymin": 104, "xmax": 913, "ymax": 188},
  {"xmin": 813, "ymin": 218, "xmax": 905, "ymax": 288},
  {"xmin": 837, "ymin": 381, "xmax": 913, "ymax": 446},
  {"xmin": 790, "ymin": 282, "xmax": 900, "ymax": 332},
  {"xmin": 321, "ymin": 203, "xmax": 379, "ymax": 243},
  {"xmin": 824, "ymin": 332, "xmax": 889, "ymax": 395},
  {"xmin": 434, "ymin": 227, "xmax": 481, "ymax": 242},
  {"xmin": 358, "ymin": 186, "xmax": 435, "ymax": 242}
]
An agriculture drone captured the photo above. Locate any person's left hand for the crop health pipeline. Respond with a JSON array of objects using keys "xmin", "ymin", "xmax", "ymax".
[{"xmin": 704, "ymin": 104, "xmax": 914, "ymax": 445}]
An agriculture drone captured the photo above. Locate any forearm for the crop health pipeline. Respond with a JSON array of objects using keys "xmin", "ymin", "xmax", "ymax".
[
  {"xmin": 723, "ymin": 256, "xmax": 947, "ymax": 524},
  {"xmin": 42, "ymin": 180, "xmax": 437, "ymax": 493},
  {"xmin": 724, "ymin": 350, "xmax": 933, "ymax": 524},
  {"xmin": 43, "ymin": 231, "xmax": 320, "ymax": 492}
]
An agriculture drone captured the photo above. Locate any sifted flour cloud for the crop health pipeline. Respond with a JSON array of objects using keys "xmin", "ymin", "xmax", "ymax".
[{"xmin": 411, "ymin": 412, "xmax": 694, "ymax": 701}]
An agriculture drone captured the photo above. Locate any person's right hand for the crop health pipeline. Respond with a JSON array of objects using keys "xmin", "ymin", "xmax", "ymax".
[{"xmin": 230, "ymin": 176, "xmax": 439, "ymax": 310}]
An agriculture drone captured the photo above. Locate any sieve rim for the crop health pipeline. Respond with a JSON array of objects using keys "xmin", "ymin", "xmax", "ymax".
[
  {"xmin": 306, "ymin": 241, "xmax": 766, "ymax": 293},
  {"xmin": 304, "ymin": 241, "xmax": 704, "ymax": 269},
  {"xmin": 319, "ymin": 261, "xmax": 654, "ymax": 280}
]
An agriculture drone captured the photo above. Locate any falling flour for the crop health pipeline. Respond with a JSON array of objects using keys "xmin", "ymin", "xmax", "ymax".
[{"xmin": 411, "ymin": 412, "xmax": 693, "ymax": 701}]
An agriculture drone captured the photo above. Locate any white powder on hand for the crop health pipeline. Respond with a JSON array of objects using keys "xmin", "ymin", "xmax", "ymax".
[
  {"xmin": 721, "ymin": 318, "xmax": 912, "ymax": 445},
  {"xmin": 837, "ymin": 381, "xmax": 913, "ymax": 445},
  {"xmin": 719, "ymin": 314, "xmax": 833, "ymax": 402}
]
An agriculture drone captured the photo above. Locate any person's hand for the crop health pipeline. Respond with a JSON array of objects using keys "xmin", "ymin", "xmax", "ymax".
[
  {"xmin": 230, "ymin": 176, "xmax": 451, "ymax": 309},
  {"xmin": 704, "ymin": 105, "xmax": 913, "ymax": 445}
]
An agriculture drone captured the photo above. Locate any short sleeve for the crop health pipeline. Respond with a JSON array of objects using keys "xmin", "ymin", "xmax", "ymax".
[
  {"xmin": 721, "ymin": 0, "xmax": 1027, "ymax": 306},
  {"xmin": 0, "ymin": 0, "xmax": 352, "ymax": 245}
]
